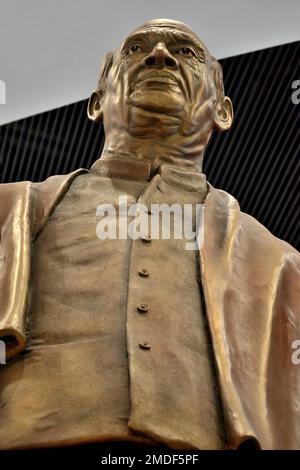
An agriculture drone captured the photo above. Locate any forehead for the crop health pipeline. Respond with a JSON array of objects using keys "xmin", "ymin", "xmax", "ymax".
[{"xmin": 120, "ymin": 23, "xmax": 209, "ymax": 56}]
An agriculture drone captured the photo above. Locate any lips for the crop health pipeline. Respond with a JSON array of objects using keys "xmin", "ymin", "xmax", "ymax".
[{"xmin": 132, "ymin": 71, "xmax": 184, "ymax": 93}]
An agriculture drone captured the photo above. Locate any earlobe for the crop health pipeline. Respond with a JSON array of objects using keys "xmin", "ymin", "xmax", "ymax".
[
  {"xmin": 87, "ymin": 90, "xmax": 103, "ymax": 122},
  {"xmin": 213, "ymin": 96, "xmax": 234, "ymax": 132}
]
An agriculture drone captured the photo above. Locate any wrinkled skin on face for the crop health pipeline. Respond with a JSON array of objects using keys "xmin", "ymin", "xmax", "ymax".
[{"xmin": 89, "ymin": 19, "xmax": 233, "ymax": 167}]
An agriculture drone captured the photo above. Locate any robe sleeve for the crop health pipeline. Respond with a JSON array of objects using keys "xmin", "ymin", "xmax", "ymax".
[
  {"xmin": 200, "ymin": 185, "xmax": 300, "ymax": 449},
  {"xmin": 0, "ymin": 182, "xmax": 34, "ymax": 359},
  {"xmin": 0, "ymin": 169, "xmax": 87, "ymax": 361}
]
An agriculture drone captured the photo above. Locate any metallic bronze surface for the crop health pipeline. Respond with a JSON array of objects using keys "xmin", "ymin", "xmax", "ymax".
[
  {"xmin": 88, "ymin": 18, "xmax": 233, "ymax": 170},
  {"xmin": 0, "ymin": 19, "xmax": 300, "ymax": 450}
]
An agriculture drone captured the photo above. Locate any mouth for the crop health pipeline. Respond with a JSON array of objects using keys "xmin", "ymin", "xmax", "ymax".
[{"xmin": 132, "ymin": 71, "xmax": 185, "ymax": 94}]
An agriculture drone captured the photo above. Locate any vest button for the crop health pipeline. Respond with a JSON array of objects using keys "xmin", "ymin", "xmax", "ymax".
[
  {"xmin": 139, "ymin": 341, "xmax": 151, "ymax": 350},
  {"xmin": 138, "ymin": 268, "xmax": 149, "ymax": 277},
  {"xmin": 137, "ymin": 303, "xmax": 149, "ymax": 313}
]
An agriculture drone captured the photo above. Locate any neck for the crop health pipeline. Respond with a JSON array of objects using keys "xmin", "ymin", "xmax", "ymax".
[{"xmin": 100, "ymin": 128, "xmax": 208, "ymax": 173}]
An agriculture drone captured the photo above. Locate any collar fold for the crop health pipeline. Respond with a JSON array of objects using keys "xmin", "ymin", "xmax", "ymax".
[{"xmin": 90, "ymin": 156, "xmax": 207, "ymax": 194}]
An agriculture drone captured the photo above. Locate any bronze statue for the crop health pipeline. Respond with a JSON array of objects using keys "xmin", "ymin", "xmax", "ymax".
[{"xmin": 0, "ymin": 18, "xmax": 300, "ymax": 450}]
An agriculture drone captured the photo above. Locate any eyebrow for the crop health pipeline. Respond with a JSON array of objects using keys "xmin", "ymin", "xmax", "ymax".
[{"xmin": 121, "ymin": 29, "xmax": 206, "ymax": 59}]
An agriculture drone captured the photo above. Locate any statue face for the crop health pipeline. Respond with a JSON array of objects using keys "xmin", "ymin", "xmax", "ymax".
[
  {"xmin": 121, "ymin": 24, "xmax": 209, "ymax": 116},
  {"xmin": 89, "ymin": 19, "xmax": 233, "ymax": 139}
]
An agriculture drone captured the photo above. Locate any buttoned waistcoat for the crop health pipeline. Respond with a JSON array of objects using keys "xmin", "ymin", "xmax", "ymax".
[{"xmin": 0, "ymin": 160, "xmax": 300, "ymax": 449}]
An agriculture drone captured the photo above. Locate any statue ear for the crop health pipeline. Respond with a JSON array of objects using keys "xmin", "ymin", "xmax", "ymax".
[
  {"xmin": 213, "ymin": 96, "xmax": 233, "ymax": 132},
  {"xmin": 87, "ymin": 52, "xmax": 114, "ymax": 123},
  {"xmin": 88, "ymin": 90, "xmax": 103, "ymax": 122}
]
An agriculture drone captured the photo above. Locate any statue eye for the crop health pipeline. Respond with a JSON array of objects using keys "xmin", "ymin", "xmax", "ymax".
[
  {"xmin": 177, "ymin": 47, "xmax": 195, "ymax": 57},
  {"xmin": 129, "ymin": 44, "xmax": 142, "ymax": 54}
]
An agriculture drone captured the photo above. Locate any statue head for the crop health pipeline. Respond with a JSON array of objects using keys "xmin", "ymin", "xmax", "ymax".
[{"xmin": 88, "ymin": 19, "xmax": 233, "ymax": 164}]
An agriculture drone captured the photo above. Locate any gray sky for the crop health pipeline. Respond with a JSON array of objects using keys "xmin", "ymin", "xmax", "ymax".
[{"xmin": 0, "ymin": 0, "xmax": 299, "ymax": 125}]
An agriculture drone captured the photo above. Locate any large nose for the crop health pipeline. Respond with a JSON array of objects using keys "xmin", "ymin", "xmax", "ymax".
[{"xmin": 142, "ymin": 42, "xmax": 178, "ymax": 69}]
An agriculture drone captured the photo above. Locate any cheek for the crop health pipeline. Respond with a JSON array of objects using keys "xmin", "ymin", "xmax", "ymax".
[
  {"xmin": 109, "ymin": 61, "xmax": 139, "ymax": 102},
  {"xmin": 106, "ymin": 64, "xmax": 123, "ymax": 92},
  {"xmin": 190, "ymin": 62, "xmax": 203, "ymax": 83},
  {"xmin": 192, "ymin": 71, "xmax": 217, "ymax": 116},
  {"xmin": 182, "ymin": 65, "xmax": 213, "ymax": 109},
  {"xmin": 194, "ymin": 68, "xmax": 216, "ymax": 98},
  {"xmin": 102, "ymin": 63, "xmax": 133, "ymax": 128},
  {"xmin": 188, "ymin": 75, "xmax": 218, "ymax": 127}
]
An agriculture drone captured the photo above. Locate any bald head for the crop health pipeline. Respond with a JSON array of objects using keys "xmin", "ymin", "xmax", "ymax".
[
  {"xmin": 131, "ymin": 18, "xmax": 209, "ymax": 53},
  {"xmin": 129, "ymin": 18, "xmax": 205, "ymax": 47},
  {"xmin": 88, "ymin": 18, "xmax": 233, "ymax": 164}
]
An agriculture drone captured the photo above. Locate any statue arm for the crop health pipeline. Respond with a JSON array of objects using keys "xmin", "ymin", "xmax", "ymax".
[
  {"xmin": 0, "ymin": 169, "xmax": 87, "ymax": 361},
  {"xmin": 0, "ymin": 182, "xmax": 33, "ymax": 360}
]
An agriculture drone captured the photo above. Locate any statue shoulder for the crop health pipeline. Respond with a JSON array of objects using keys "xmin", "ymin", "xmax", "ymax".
[
  {"xmin": 33, "ymin": 169, "xmax": 88, "ymax": 233},
  {"xmin": 0, "ymin": 180, "xmax": 32, "ymax": 225},
  {"xmin": 206, "ymin": 185, "xmax": 300, "ymax": 258},
  {"xmin": 0, "ymin": 168, "xmax": 88, "ymax": 231}
]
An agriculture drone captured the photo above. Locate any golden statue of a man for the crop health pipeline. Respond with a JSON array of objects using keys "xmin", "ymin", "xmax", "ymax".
[{"xmin": 0, "ymin": 19, "xmax": 299, "ymax": 450}]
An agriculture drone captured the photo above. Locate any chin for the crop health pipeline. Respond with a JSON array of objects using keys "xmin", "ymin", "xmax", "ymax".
[
  {"xmin": 129, "ymin": 89, "xmax": 185, "ymax": 115},
  {"xmin": 128, "ymin": 105, "xmax": 183, "ymax": 138}
]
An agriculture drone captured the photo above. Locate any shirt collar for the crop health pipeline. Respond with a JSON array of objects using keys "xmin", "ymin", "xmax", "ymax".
[
  {"xmin": 90, "ymin": 156, "xmax": 207, "ymax": 195},
  {"xmin": 91, "ymin": 156, "xmax": 151, "ymax": 181}
]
